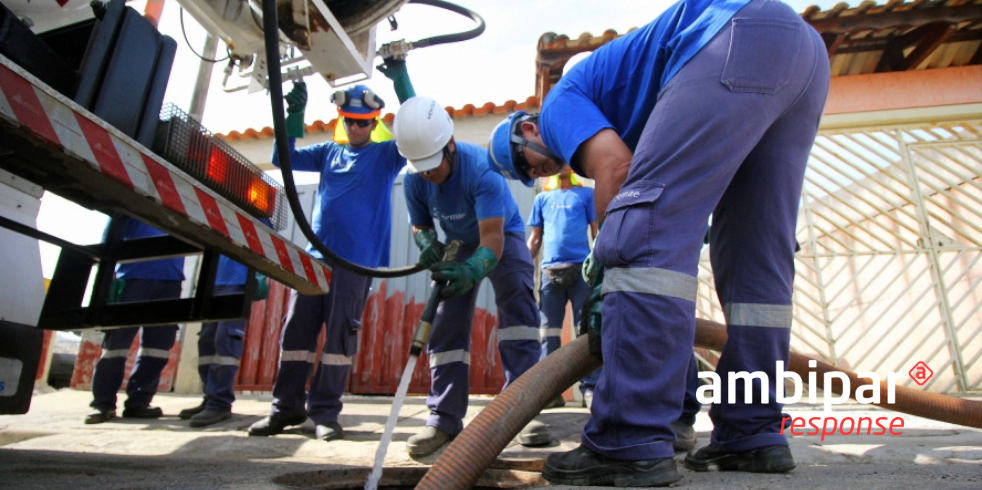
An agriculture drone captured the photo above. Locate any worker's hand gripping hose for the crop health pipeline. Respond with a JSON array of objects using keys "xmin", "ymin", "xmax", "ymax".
[
  {"xmin": 416, "ymin": 318, "xmax": 982, "ymax": 490},
  {"xmin": 409, "ymin": 240, "xmax": 462, "ymax": 356}
]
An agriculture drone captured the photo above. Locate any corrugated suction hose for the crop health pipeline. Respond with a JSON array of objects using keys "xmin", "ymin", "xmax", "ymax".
[{"xmin": 417, "ymin": 318, "xmax": 982, "ymax": 490}]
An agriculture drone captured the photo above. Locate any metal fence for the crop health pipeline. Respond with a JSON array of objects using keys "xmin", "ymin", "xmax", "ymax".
[{"xmin": 696, "ymin": 120, "xmax": 982, "ymax": 395}]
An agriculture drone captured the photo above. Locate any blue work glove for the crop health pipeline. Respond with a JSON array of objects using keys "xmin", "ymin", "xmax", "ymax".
[
  {"xmin": 414, "ymin": 228, "xmax": 446, "ymax": 269},
  {"xmin": 108, "ymin": 278, "xmax": 126, "ymax": 304},
  {"xmin": 253, "ymin": 273, "xmax": 269, "ymax": 301},
  {"xmin": 284, "ymin": 81, "xmax": 307, "ymax": 139},
  {"xmin": 430, "ymin": 246, "xmax": 498, "ymax": 299},
  {"xmin": 578, "ymin": 265, "xmax": 604, "ymax": 359}
]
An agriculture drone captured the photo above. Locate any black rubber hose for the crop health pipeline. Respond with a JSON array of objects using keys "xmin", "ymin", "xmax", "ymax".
[
  {"xmin": 260, "ymin": 0, "xmax": 424, "ymax": 279},
  {"xmin": 408, "ymin": 0, "xmax": 485, "ymax": 49}
]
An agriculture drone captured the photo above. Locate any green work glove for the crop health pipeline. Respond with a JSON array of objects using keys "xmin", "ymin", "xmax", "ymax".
[
  {"xmin": 578, "ymin": 264, "xmax": 604, "ymax": 359},
  {"xmin": 284, "ymin": 81, "xmax": 307, "ymax": 139},
  {"xmin": 582, "ymin": 251, "xmax": 603, "ymax": 287},
  {"xmin": 108, "ymin": 278, "xmax": 126, "ymax": 304},
  {"xmin": 378, "ymin": 58, "xmax": 415, "ymax": 103},
  {"xmin": 253, "ymin": 273, "xmax": 269, "ymax": 301},
  {"xmin": 414, "ymin": 228, "xmax": 446, "ymax": 269},
  {"xmin": 430, "ymin": 246, "xmax": 498, "ymax": 299}
]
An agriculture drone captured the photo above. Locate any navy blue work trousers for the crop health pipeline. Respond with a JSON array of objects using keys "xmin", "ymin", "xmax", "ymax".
[
  {"xmin": 269, "ymin": 260, "xmax": 372, "ymax": 425},
  {"xmin": 584, "ymin": 0, "xmax": 830, "ymax": 460},
  {"xmin": 197, "ymin": 285, "xmax": 247, "ymax": 411},
  {"xmin": 90, "ymin": 279, "xmax": 182, "ymax": 411}
]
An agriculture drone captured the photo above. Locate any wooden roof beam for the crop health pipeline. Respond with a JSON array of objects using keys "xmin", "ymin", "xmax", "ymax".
[
  {"xmin": 808, "ymin": 4, "xmax": 981, "ymax": 34},
  {"xmin": 901, "ymin": 22, "xmax": 956, "ymax": 70}
]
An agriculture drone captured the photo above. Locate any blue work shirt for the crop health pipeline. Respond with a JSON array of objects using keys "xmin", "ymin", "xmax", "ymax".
[
  {"xmin": 404, "ymin": 142, "xmax": 525, "ymax": 247},
  {"xmin": 215, "ymin": 255, "xmax": 247, "ymax": 286},
  {"xmin": 528, "ymin": 186, "xmax": 596, "ymax": 267},
  {"xmin": 540, "ymin": 0, "xmax": 752, "ymax": 170},
  {"xmin": 115, "ymin": 219, "xmax": 185, "ymax": 281},
  {"xmin": 272, "ymin": 137, "xmax": 406, "ymax": 267}
]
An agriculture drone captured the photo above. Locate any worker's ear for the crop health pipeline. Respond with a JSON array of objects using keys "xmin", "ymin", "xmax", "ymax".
[
  {"xmin": 519, "ymin": 120, "xmax": 540, "ymax": 137},
  {"xmin": 447, "ymin": 136, "xmax": 456, "ymax": 152}
]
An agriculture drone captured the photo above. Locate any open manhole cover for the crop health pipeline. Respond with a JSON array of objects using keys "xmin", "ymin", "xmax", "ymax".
[{"xmin": 271, "ymin": 466, "xmax": 546, "ymax": 489}]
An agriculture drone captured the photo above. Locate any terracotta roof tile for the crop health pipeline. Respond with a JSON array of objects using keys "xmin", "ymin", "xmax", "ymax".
[
  {"xmin": 535, "ymin": 0, "xmax": 982, "ymax": 99},
  {"xmin": 217, "ymin": 97, "xmax": 539, "ymax": 141}
]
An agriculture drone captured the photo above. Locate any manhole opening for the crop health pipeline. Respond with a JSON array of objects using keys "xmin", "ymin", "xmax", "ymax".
[{"xmin": 271, "ymin": 466, "xmax": 545, "ymax": 490}]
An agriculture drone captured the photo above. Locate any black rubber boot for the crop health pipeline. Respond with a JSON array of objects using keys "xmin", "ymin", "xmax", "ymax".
[
  {"xmin": 684, "ymin": 444, "xmax": 796, "ymax": 473},
  {"xmin": 247, "ymin": 414, "xmax": 307, "ymax": 436},
  {"xmin": 178, "ymin": 399, "xmax": 207, "ymax": 420},
  {"xmin": 121, "ymin": 406, "xmax": 164, "ymax": 419},
  {"xmin": 314, "ymin": 421, "xmax": 344, "ymax": 442},
  {"xmin": 189, "ymin": 409, "xmax": 232, "ymax": 427},
  {"xmin": 543, "ymin": 445, "xmax": 680, "ymax": 487}
]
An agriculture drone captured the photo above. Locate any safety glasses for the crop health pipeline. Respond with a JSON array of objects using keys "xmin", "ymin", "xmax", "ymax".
[{"xmin": 344, "ymin": 118, "xmax": 372, "ymax": 128}]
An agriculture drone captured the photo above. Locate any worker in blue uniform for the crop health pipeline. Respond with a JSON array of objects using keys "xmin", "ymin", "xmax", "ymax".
[
  {"xmin": 394, "ymin": 96, "xmax": 546, "ymax": 457},
  {"xmin": 179, "ymin": 255, "xmax": 270, "ymax": 427},
  {"xmin": 526, "ymin": 166, "xmax": 599, "ymax": 408},
  {"xmin": 84, "ymin": 218, "xmax": 185, "ymax": 424},
  {"xmin": 487, "ymin": 0, "xmax": 830, "ymax": 485},
  {"xmin": 247, "ymin": 83, "xmax": 406, "ymax": 442}
]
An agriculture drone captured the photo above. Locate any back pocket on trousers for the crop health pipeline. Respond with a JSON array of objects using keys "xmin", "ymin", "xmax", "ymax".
[{"xmin": 721, "ymin": 18, "xmax": 801, "ymax": 94}]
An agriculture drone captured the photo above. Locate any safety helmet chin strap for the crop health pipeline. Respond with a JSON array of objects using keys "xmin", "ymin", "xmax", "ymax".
[{"xmin": 511, "ymin": 134, "xmax": 562, "ymax": 164}]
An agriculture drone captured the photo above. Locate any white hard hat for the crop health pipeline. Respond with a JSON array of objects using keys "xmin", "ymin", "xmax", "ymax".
[{"xmin": 394, "ymin": 96, "xmax": 454, "ymax": 173}]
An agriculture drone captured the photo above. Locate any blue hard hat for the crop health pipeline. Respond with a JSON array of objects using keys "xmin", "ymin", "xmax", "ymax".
[
  {"xmin": 331, "ymin": 84, "xmax": 385, "ymax": 119},
  {"xmin": 488, "ymin": 112, "xmax": 534, "ymax": 187}
]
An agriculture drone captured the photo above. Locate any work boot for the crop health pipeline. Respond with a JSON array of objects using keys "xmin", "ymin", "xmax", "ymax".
[
  {"xmin": 671, "ymin": 419, "xmax": 697, "ymax": 452},
  {"xmin": 684, "ymin": 444, "xmax": 796, "ymax": 473},
  {"xmin": 247, "ymin": 414, "xmax": 308, "ymax": 436},
  {"xmin": 543, "ymin": 445, "xmax": 680, "ymax": 487},
  {"xmin": 518, "ymin": 419, "xmax": 551, "ymax": 447},
  {"xmin": 121, "ymin": 406, "xmax": 164, "ymax": 419},
  {"xmin": 84, "ymin": 409, "xmax": 116, "ymax": 425},
  {"xmin": 544, "ymin": 395, "xmax": 565, "ymax": 409},
  {"xmin": 178, "ymin": 399, "xmax": 207, "ymax": 420},
  {"xmin": 189, "ymin": 409, "xmax": 232, "ymax": 427},
  {"xmin": 406, "ymin": 426, "xmax": 454, "ymax": 456},
  {"xmin": 315, "ymin": 421, "xmax": 344, "ymax": 442}
]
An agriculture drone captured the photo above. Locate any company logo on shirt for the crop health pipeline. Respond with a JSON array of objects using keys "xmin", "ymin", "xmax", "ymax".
[
  {"xmin": 432, "ymin": 207, "xmax": 466, "ymax": 221},
  {"xmin": 550, "ymin": 204, "xmax": 573, "ymax": 210},
  {"xmin": 614, "ymin": 190, "xmax": 641, "ymax": 201}
]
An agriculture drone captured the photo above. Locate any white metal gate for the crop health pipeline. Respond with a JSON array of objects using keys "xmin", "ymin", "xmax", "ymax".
[{"xmin": 696, "ymin": 121, "xmax": 982, "ymax": 395}]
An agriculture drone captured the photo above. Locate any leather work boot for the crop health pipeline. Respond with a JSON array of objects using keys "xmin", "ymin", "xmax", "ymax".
[
  {"xmin": 315, "ymin": 421, "xmax": 344, "ymax": 442},
  {"xmin": 189, "ymin": 409, "xmax": 232, "ymax": 427},
  {"xmin": 684, "ymin": 444, "xmax": 796, "ymax": 473},
  {"xmin": 178, "ymin": 399, "xmax": 207, "ymax": 420},
  {"xmin": 544, "ymin": 395, "xmax": 565, "ymax": 409},
  {"xmin": 543, "ymin": 445, "xmax": 680, "ymax": 487},
  {"xmin": 247, "ymin": 414, "xmax": 308, "ymax": 436},
  {"xmin": 518, "ymin": 419, "xmax": 551, "ymax": 447},
  {"xmin": 406, "ymin": 426, "xmax": 454, "ymax": 456},
  {"xmin": 84, "ymin": 409, "xmax": 116, "ymax": 425},
  {"xmin": 121, "ymin": 406, "xmax": 164, "ymax": 419},
  {"xmin": 671, "ymin": 419, "xmax": 697, "ymax": 452}
]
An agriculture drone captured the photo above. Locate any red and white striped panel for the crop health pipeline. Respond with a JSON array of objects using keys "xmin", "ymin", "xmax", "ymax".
[{"xmin": 0, "ymin": 55, "xmax": 331, "ymax": 293}]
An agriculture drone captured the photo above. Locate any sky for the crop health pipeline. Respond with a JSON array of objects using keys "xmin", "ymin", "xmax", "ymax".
[{"xmin": 34, "ymin": 0, "xmax": 844, "ymax": 277}]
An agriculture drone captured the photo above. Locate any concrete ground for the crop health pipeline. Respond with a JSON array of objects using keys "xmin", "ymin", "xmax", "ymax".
[{"xmin": 1, "ymin": 389, "xmax": 981, "ymax": 489}]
